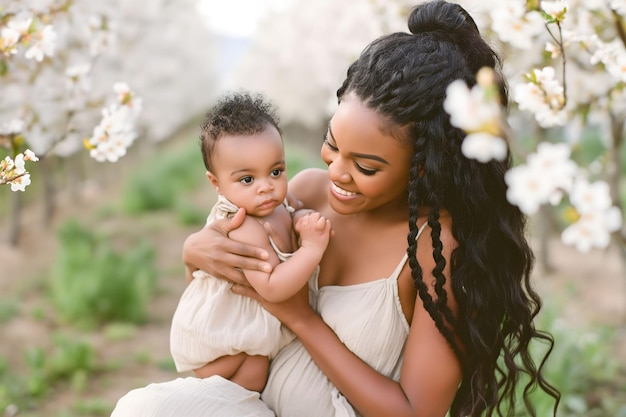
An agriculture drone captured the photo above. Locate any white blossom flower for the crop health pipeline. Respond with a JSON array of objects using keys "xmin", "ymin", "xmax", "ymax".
[
  {"xmin": 605, "ymin": 51, "xmax": 626, "ymax": 83},
  {"xmin": 533, "ymin": 67, "xmax": 564, "ymax": 102},
  {"xmin": 545, "ymin": 41, "xmax": 560, "ymax": 58},
  {"xmin": 490, "ymin": 3, "xmax": 545, "ymax": 49},
  {"xmin": 1, "ymin": 150, "xmax": 37, "ymax": 192},
  {"xmin": 114, "ymin": 82, "xmax": 132, "ymax": 103},
  {"xmin": 444, "ymin": 79, "xmax": 501, "ymax": 133},
  {"xmin": 588, "ymin": 39, "xmax": 626, "ymax": 83},
  {"xmin": 569, "ymin": 178, "xmax": 612, "ymax": 214},
  {"xmin": 88, "ymin": 16, "xmax": 117, "ymax": 56},
  {"xmin": 0, "ymin": 27, "xmax": 20, "ymax": 55},
  {"xmin": 13, "ymin": 153, "xmax": 26, "ymax": 172},
  {"xmin": 505, "ymin": 164, "xmax": 552, "ymax": 215},
  {"xmin": 1, "ymin": 156, "xmax": 15, "ymax": 173},
  {"xmin": 461, "ymin": 133, "xmax": 507, "ymax": 163},
  {"xmin": 65, "ymin": 64, "xmax": 91, "ymax": 89},
  {"xmin": 514, "ymin": 82, "xmax": 545, "ymax": 111},
  {"xmin": 561, "ymin": 208, "xmax": 622, "ymax": 251},
  {"xmin": 7, "ymin": 15, "xmax": 33, "ymax": 35},
  {"xmin": 0, "ymin": 118, "xmax": 25, "ymax": 135},
  {"xmin": 443, "ymin": 74, "xmax": 508, "ymax": 164},
  {"xmin": 505, "ymin": 143, "xmax": 579, "ymax": 214},
  {"xmin": 85, "ymin": 84, "xmax": 141, "ymax": 163},
  {"xmin": 24, "ymin": 25, "xmax": 57, "ymax": 62},
  {"xmin": 535, "ymin": 107, "xmax": 568, "ymax": 127},
  {"xmin": 65, "ymin": 64, "xmax": 92, "ymax": 109},
  {"xmin": 560, "ymin": 178, "xmax": 622, "ymax": 252},
  {"xmin": 541, "ymin": 1, "xmax": 569, "ymax": 22},
  {"xmin": 514, "ymin": 67, "xmax": 567, "ymax": 128},
  {"xmin": 9, "ymin": 173, "xmax": 31, "ymax": 192},
  {"xmin": 527, "ymin": 142, "xmax": 578, "ymax": 197},
  {"xmin": 24, "ymin": 149, "xmax": 38, "ymax": 162},
  {"xmin": 610, "ymin": 0, "xmax": 626, "ymax": 15},
  {"xmin": 589, "ymin": 38, "xmax": 613, "ymax": 65}
]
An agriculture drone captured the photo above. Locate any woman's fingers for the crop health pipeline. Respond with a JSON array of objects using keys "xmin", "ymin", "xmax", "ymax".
[
  {"xmin": 220, "ymin": 235, "xmax": 270, "ymax": 263},
  {"xmin": 211, "ymin": 208, "xmax": 246, "ymax": 235},
  {"xmin": 231, "ymin": 283, "xmax": 261, "ymax": 301},
  {"xmin": 222, "ymin": 250, "xmax": 272, "ymax": 275}
]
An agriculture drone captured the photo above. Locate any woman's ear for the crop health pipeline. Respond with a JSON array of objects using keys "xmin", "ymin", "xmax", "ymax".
[{"xmin": 206, "ymin": 171, "xmax": 220, "ymax": 193}]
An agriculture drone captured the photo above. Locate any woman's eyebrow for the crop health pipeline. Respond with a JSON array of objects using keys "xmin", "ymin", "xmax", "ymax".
[{"xmin": 328, "ymin": 122, "xmax": 390, "ymax": 165}]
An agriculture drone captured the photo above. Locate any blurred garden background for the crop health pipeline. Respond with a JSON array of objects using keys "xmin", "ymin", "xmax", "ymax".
[{"xmin": 1, "ymin": 0, "xmax": 625, "ymax": 416}]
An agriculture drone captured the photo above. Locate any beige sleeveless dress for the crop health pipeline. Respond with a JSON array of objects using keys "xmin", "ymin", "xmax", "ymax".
[
  {"xmin": 169, "ymin": 195, "xmax": 297, "ymax": 372},
  {"xmin": 111, "ymin": 224, "xmax": 428, "ymax": 417}
]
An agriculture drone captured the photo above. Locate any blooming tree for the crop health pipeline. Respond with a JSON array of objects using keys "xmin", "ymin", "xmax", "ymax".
[
  {"xmin": 233, "ymin": 0, "xmax": 625, "ymax": 258},
  {"xmin": 0, "ymin": 1, "xmax": 142, "ymax": 194},
  {"xmin": 443, "ymin": 0, "xmax": 626, "ymax": 256},
  {"xmin": 1, "ymin": 0, "xmax": 220, "ymax": 243}
]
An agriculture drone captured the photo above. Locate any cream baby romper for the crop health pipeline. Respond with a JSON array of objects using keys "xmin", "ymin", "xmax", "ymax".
[{"xmin": 169, "ymin": 194, "xmax": 297, "ymax": 373}]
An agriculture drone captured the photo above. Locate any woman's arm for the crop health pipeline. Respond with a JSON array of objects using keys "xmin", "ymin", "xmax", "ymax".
[
  {"xmin": 233, "ymin": 219, "xmax": 462, "ymax": 417},
  {"xmin": 181, "ymin": 207, "xmax": 272, "ymax": 284},
  {"xmin": 289, "ymin": 303, "xmax": 461, "ymax": 417}
]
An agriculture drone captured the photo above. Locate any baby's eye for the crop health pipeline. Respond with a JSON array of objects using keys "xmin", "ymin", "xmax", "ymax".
[
  {"xmin": 240, "ymin": 176, "xmax": 254, "ymax": 184},
  {"xmin": 271, "ymin": 169, "xmax": 283, "ymax": 177}
]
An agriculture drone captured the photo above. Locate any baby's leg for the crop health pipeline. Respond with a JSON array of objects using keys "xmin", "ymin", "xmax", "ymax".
[
  {"xmin": 230, "ymin": 355, "xmax": 269, "ymax": 392},
  {"xmin": 193, "ymin": 353, "xmax": 246, "ymax": 379},
  {"xmin": 192, "ymin": 354, "xmax": 269, "ymax": 392}
]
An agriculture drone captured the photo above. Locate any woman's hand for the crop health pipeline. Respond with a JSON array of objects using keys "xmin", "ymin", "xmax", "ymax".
[
  {"xmin": 232, "ymin": 283, "xmax": 316, "ymax": 331},
  {"xmin": 182, "ymin": 208, "xmax": 273, "ymax": 285}
]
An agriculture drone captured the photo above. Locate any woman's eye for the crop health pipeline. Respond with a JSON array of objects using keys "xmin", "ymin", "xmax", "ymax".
[
  {"xmin": 323, "ymin": 136, "xmax": 338, "ymax": 151},
  {"xmin": 355, "ymin": 163, "xmax": 377, "ymax": 176},
  {"xmin": 271, "ymin": 169, "xmax": 283, "ymax": 177},
  {"xmin": 240, "ymin": 176, "xmax": 253, "ymax": 184}
]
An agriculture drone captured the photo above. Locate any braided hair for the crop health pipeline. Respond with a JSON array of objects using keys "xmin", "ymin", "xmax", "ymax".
[{"xmin": 336, "ymin": 1, "xmax": 560, "ymax": 416}]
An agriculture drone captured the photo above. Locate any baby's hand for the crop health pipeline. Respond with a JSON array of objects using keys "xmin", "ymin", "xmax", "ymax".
[{"xmin": 295, "ymin": 211, "xmax": 331, "ymax": 252}]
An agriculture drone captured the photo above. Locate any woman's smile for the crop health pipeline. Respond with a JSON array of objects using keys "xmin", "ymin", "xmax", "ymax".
[{"xmin": 331, "ymin": 181, "xmax": 357, "ymax": 197}]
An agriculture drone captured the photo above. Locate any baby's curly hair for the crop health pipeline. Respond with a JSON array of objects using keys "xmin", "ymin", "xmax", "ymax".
[{"xmin": 199, "ymin": 91, "xmax": 281, "ymax": 172}]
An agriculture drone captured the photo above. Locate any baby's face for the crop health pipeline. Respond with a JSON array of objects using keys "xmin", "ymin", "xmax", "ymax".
[{"xmin": 208, "ymin": 125, "xmax": 288, "ymax": 217}]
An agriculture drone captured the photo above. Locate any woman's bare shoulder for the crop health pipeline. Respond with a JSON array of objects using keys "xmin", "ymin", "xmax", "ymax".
[{"xmin": 289, "ymin": 168, "xmax": 328, "ymax": 210}]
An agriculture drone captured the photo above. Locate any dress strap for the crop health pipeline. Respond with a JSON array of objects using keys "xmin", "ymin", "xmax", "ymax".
[
  {"xmin": 282, "ymin": 198, "xmax": 295, "ymax": 214},
  {"xmin": 267, "ymin": 236, "xmax": 293, "ymax": 262},
  {"xmin": 390, "ymin": 221, "xmax": 429, "ymax": 280}
]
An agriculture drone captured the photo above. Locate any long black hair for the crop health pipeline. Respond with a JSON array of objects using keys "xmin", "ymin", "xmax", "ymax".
[{"xmin": 336, "ymin": 1, "xmax": 560, "ymax": 416}]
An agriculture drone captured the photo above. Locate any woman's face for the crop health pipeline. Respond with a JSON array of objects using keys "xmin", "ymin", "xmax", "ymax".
[{"xmin": 321, "ymin": 93, "xmax": 413, "ymax": 216}]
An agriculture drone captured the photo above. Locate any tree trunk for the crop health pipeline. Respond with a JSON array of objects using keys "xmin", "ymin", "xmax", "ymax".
[
  {"xmin": 41, "ymin": 155, "xmax": 56, "ymax": 227},
  {"xmin": 609, "ymin": 113, "xmax": 626, "ymax": 321},
  {"xmin": 8, "ymin": 190, "xmax": 22, "ymax": 246},
  {"xmin": 533, "ymin": 125, "xmax": 554, "ymax": 273},
  {"xmin": 538, "ymin": 205, "xmax": 555, "ymax": 273}
]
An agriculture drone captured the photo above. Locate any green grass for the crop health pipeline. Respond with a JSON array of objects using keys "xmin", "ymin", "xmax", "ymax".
[
  {"xmin": 507, "ymin": 301, "xmax": 626, "ymax": 417},
  {"xmin": 49, "ymin": 219, "xmax": 158, "ymax": 329}
]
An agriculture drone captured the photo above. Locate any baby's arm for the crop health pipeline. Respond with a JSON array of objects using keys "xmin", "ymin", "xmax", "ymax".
[{"xmin": 230, "ymin": 212, "xmax": 331, "ymax": 303}]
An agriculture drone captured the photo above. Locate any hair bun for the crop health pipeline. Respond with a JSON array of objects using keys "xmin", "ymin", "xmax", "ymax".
[
  {"xmin": 407, "ymin": 0, "xmax": 497, "ymax": 78},
  {"xmin": 408, "ymin": 0, "xmax": 479, "ymax": 44}
]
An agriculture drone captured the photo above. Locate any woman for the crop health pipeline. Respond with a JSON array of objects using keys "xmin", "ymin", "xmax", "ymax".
[{"xmin": 112, "ymin": 1, "xmax": 560, "ymax": 416}]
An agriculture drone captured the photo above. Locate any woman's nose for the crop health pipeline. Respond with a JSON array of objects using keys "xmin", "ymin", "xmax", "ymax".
[{"xmin": 327, "ymin": 157, "xmax": 351, "ymax": 183}]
